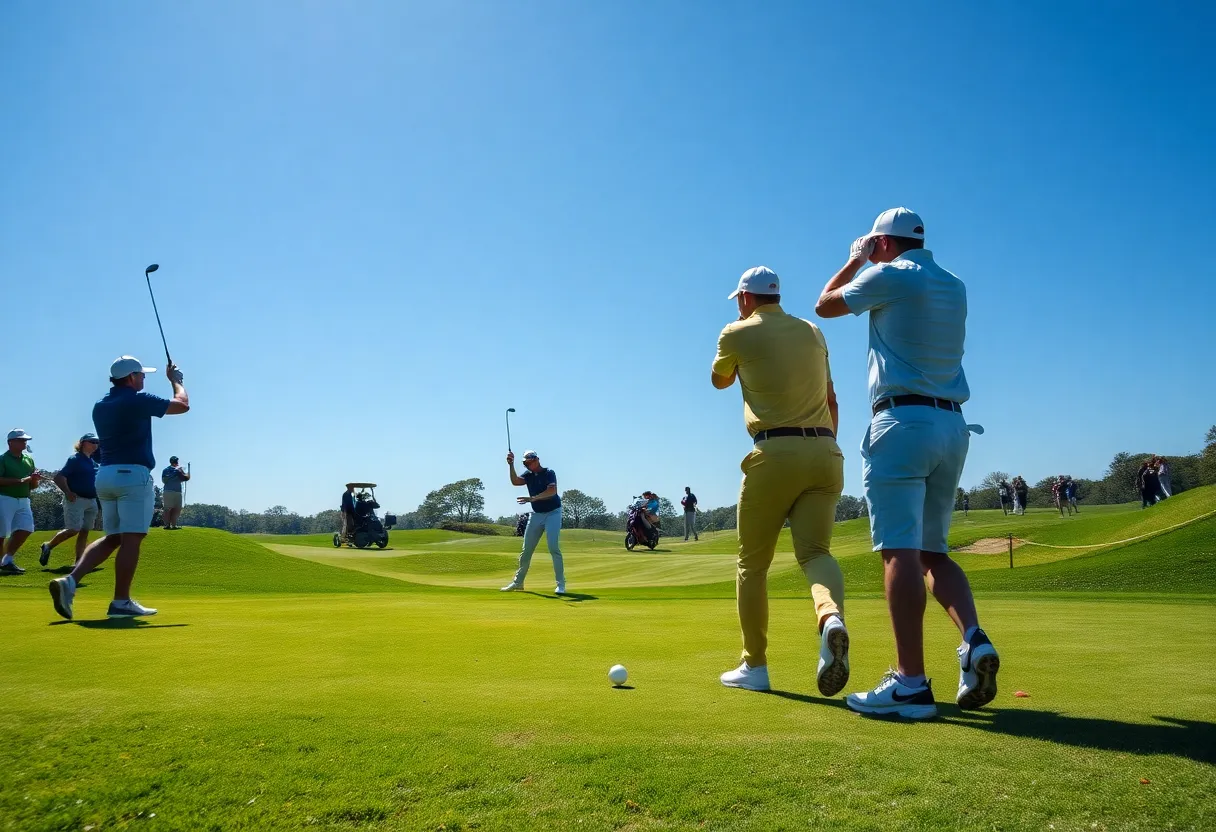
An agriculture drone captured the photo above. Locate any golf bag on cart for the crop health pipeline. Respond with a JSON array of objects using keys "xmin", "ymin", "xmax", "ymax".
[{"xmin": 625, "ymin": 498, "xmax": 660, "ymax": 551}]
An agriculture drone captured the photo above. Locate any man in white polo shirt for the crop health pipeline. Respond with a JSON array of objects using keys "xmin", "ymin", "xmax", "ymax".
[
  {"xmin": 48, "ymin": 356, "xmax": 189, "ymax": 621},
  {"xmin": 815, "ymin": 208, "xmax": 999, "ymax": 719}
]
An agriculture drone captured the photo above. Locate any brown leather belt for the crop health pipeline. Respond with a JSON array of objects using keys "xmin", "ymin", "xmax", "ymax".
[
  {"xmin": 753, "ymin": 426, "xmax": 835, "ymax": 444},
  {"xmin": 872, "ymin": 395, "xmax": 962, "ymax": 416}
]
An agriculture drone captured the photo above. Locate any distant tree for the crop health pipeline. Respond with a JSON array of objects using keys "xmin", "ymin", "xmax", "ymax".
[
  {"xmin": 835, "ymin": 494, "xmax": 868, "ymax": 521},
  {"xmin": 418, "ymin": 478, "xmax": 485, "ymax": 525},
  {"xmin": 657, "ymin": 497, "xmax": 679, "ymax": 522},
  {"xmin": 561, "ymin": 489, "xmax": 608, "ymax": 529}
]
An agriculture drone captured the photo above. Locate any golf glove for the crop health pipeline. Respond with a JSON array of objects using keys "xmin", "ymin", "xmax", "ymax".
[
  {"xmin": 168, "ymin": 367, "xmax": 184, "ymax": 384},
  {"xmin": 850, "ymin": 235, "xmax": 875, "ymax": 263}
]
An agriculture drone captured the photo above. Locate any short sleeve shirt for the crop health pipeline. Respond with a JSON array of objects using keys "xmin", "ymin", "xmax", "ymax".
[
  {"xmin": 712, "ymin": 304, "xmax": 835, "ymax": 436},
  {"xmin": 522, "ymin": 467, "xmax": 560, "ymax": 513},
  {"xmin": 0, "ymin": 451, "xmax": 36, "ymax": 499},
  {"xmin": 682, "ymin": 493, "xmax": 697, "ymax": 512},
  {"xmin": 841, "ymin": 249, "xmax": 969, "ymax": 405},
  {"xmin": 161, "ymin": 466, "xmax": 184, "ymax": 492},
  {"xmin": 93, "ymin": 386, "xmax": 172, "ymax": 469},
  {"xmin": 59, "ymin": 452, "xmax": 99, "ymax": 499}
]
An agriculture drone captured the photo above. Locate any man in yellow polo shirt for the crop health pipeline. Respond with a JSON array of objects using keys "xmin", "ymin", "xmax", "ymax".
[{"xmin": 711, "ymin": 266, "xmax": 849, "ymax": 696}]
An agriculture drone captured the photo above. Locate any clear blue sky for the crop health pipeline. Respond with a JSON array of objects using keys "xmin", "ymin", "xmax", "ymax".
[{"xmin": 4, "ymin": 1, "xmax": 1214, "ymax": 519}]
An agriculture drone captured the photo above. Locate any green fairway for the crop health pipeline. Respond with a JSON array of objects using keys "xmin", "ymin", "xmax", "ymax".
[{"xmin": 2, "ymin": 490, "xmax": 1214, "ymax": 830}]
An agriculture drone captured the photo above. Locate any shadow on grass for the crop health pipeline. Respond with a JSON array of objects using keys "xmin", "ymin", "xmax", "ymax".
[
  {"xmin": 611, "ymin": 685, "xmax": 636, "ymax": 691},
  {"xmin": 520, "ymin": 591, "xmax": 599, "ymax": 603},
  {"xmin": 940, "ymin": 709, "xmax": 1216, "ymax": 766},
  {"xmin": 49, "ymin": 619, "xmax": 189, "ymax": 630},
  {"xmin": 764, "ymin": 689, "xmax": 849, "ymax": 708}
]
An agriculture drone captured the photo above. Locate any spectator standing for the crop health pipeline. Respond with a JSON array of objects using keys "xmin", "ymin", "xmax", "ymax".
[
  {"xmin": 1155, "ymin": 456, "xmax": 1172, "ymax": 500},
  {"xmin": 1142, "ymin": 462, "xmax": 1161, "ymax": 509},
  {"xmin": 160, "ymin": 455, "xmax": 190, "ymax": 529},
  {"xmin": 962, "ymin": 494, "xmax": 969, "ymax": 516},
  {"xmin": 1136, "ymin": 460, "xmax": 1156, "ymax": 509},
  {"xmin": 1066, "ymin": 477, "xmax": 1080, "ymax": 514},
  {"xmin": 340, "ymin": 484, "xmax": 356, "ymax": 541},
  {"xmin": 997, "ymin": 480, "xmax": 1012, "ymax": 516},
  {"xmin": 0, "ymin": 429, "xmax": 40, "ymax": 575},
  {"xmin": 1013, "ymin": 476, "xmax": 1029, "ymax": 516},
  {"xmin": 681, "ymin": 486, "xmax": 699, "ymax": 542}
]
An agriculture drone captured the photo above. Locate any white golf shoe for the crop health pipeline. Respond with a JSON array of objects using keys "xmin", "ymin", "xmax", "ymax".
[
  {"xmin": 956, "ymin": 628, "xmax": 1000, "ymax": 710},
  {"xmin": 816, "ymin": 615, "xmax": 850, "ymax": 697},
  {"xmin": 500, "ymin": 582, "xmax": 523, "ymax": 592},
  {"xmin": 554, "ymin": 582, "xmax": 566, "ymax": 595},
  {"xmin": 106, "ymin": 599, "xmax": 158, "ymax": 618},
  {"xmin": 720, "ymin": 662, "xmax": 771, "ymax": 691},
  {"xmin": 846, "ymin": 670, "xmax": 938, "ymax": 720},
  {"xmin": 49, "ymin": 576, "xmax": 76, "ymax": 621}
]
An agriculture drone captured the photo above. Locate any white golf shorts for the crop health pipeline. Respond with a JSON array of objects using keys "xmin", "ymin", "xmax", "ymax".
[
  {"xmin": 860, "ymin": 406, "xmax": 969, "ymax": 554},
  {"xmin": 96, "ymin": 465, "xmax": 155, "ymax": 535},
  {"xmin": 162, "ymin": 491, "xmax": 183, "ymax": 510},
  {"xmin": 62, "ymin": 496, "xmax": 99, "ymax": 531},
  {"xmin": 0, "ymin": 494, "xmax": 35, "ymax": 537}
]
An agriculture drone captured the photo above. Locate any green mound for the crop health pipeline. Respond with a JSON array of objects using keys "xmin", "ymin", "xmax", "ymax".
[
  {"xmin": 388, "ymin": 551, "xmax": 519, "ymax": 575},
  {"xmin": 0, "ymin": 528, "xmax": 410, "ymax": 596},
  {"xmin": 245, "ymin": 528, "xmax": 489, "ymax": 548},
  {"xmin": 968, "ymin": 513, "xmax": 1216, "ymax": 594}
]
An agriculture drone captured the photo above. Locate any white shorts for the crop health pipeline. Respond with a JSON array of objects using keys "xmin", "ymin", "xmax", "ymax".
[
  {"xmin": 62, "ymin": 496, "xmax": 99, "ymax": 531},
  {"xmin": 0, "ymin": 494, "xmax": 35, "ymax": 537},
  {"xmin": 96, "ymin": 465, "xmax": 155, "ymax": 535},
  {"xmin": 163, "ymin": 491, "xmax": 183, "ymax": 510},
  {"xmin": 860, "ymin": 406, "xmax": 969, "ymax": 554}
]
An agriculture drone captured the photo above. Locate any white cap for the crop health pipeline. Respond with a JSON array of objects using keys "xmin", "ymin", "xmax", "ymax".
[
  {"xmin": 7, "ymin": 428, "xmax": 33, "ymax": 441},
  {"xmin": 522, "ymin": 450, "xmax": 539, "ymax": 460},
  {"xmin": 109, "ymin": 355, "xmax": 156, "ymax": 379},
  {"xmin": 866, "ymin": 207, "xmax": 925, "ymax": 240},
  {"xmin": 727, "ymin": 266, "xmax": 780, "ymax": 300}
]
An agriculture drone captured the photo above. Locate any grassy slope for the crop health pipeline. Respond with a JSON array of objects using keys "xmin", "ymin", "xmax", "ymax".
[{"xmin": 248, "ymin": 487, "xmax": 1216, "ymax": 598}]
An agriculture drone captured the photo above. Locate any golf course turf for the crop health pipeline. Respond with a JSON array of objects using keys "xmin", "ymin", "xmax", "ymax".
[{"xmin": 2, "ymin": 489, "xmax": 1213, "ymax": 830}]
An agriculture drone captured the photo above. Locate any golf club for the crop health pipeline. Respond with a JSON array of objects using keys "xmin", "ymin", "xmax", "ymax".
[
  {"xmin": 505, "ymin": 408, "xmax": 516, "ymax": 453},
  {"xmin": 144, "ymin": 263, "xmax": 171, "ymax": 365}
]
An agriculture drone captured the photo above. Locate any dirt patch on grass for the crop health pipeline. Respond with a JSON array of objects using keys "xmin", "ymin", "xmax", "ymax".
[{"xmin": 954, "ymin": 537, "xmax": 1024, "ymax": 554}]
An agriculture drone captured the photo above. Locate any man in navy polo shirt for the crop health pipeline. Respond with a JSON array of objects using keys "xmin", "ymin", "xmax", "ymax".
[
  {"xmin": 49, "ymin": 355, "xmax": 190, "ymax": 621},
  {"xmin": 501, "ymin": 449, "xmax": 566, "ymax": 595},
  {"xmin": 40, "ymin": 433, "xmax": 102, "ymax": 567}
]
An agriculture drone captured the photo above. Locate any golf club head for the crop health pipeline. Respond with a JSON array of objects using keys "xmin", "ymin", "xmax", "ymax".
[{"xmin": 145, "ymin": 264, "xmax": 159, "ymax": 276}]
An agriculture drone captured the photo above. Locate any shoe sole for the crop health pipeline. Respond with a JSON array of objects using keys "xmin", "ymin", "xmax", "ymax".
[
  {"xmin": 957, "ymin": 653, "xmax": 1000, "ymax": 710},
  {"xmin": 39, "ymin": 548, "xmax": 51, "ymax": 566},
  {"xmin": 720, "ymin": 679, "xmax": 771, "ymax": 692},
  {"xmin": 817, "ymin": 628, "xmax": 850, "ymax": 697},
  {"xmin": 49, "ymin": 581, "xmax": 72, "ymax": 621},
  {"xmin": 845, "ymin": 699, "xmax": 938, "ymax": 720}
]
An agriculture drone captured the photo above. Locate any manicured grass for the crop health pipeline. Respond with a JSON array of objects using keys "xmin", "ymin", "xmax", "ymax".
[
  {"xmin": 1, "ymin": 593, "xmax": 1212, "ymax": 831},
  {"xmin": 2, "ymin": 489, "xmax": 1214, "ymax": 830}
]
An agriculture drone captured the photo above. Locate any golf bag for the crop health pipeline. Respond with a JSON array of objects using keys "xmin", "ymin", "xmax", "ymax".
[
  {"xmin": 625, "ymin": 499, "xmax": 660, "ymax": 551},
  {"xmin": 515, "ymin": 513, "xmax": 530, "ymax": 536}
]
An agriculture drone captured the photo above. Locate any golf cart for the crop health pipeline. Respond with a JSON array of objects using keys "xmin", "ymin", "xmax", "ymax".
[{"xmin": 334, "ymin": 482, "xmax": 396, "ymax": 549}]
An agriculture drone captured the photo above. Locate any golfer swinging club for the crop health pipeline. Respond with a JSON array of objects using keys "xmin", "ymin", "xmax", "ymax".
[
  {"xmin": 501, "ymin": 450, "xmax": 566, "ymax": 595},
  {"xmin": 815, "ymin": 208, "xmax": 999, "ymax": 719},
  {"xmin": 49, "ymin": 355, "xmax": 189, "ymax": 620}
]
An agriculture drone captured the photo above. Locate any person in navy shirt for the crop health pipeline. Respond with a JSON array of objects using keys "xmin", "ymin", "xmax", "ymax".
[
  {"xmin": 49, "ymin": 355, "xmax": 190, "ymax": 622},
  {"xmin": 501, "ymin": 449, "xmax": 566, "ymax": 595},
  {"xmin": 40, "ymin": 434, "xmax": 101, "ymax": 567}
]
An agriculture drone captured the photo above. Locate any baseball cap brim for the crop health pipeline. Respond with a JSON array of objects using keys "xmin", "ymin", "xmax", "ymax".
[{"xmin": 727, "ymin": 288, "xmax": 742, "ymax": 300}]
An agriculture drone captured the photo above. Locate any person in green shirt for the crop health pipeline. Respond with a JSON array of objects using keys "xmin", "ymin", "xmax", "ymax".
[{"xmin": 0, "ymin": 429, "xmax": 40, "ymax": 575}]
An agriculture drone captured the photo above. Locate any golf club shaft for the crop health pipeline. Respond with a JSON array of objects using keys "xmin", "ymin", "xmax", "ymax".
[
  {"xmin": 506, "ymin": 411, "xmax": 513, "ymax": 453},
  {"xmin": 145, "ymin": 273, "xmax": 172, "ymax": 365}
]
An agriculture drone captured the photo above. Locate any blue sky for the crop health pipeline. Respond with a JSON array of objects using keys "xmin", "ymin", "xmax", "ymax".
[{"xmin": 4, "ymin": 1, "xmax": 1214, "ymax": 518}]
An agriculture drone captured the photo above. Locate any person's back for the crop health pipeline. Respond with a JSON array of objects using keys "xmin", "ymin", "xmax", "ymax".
[
  {"xmin": 847, "ymin": 251, "xmax": 969, "ymax": 406},
  {"xmin": 717, "ymin": 306, "xmax": 835, "ymax": 435}
]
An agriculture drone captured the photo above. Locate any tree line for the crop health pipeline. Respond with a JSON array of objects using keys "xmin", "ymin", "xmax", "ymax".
[{"xmin": 27, "ymin": 426, "xmax": 1215, "ymax": 534}]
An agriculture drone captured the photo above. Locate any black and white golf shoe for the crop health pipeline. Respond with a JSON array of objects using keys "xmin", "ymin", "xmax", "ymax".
[
  {"xmin": 956, "ymin": 628, "xmax": 1000, "ymax": 710},
  {"xmin": 846, "ymin": 670, "xmax": 937, "ymax": 720}
]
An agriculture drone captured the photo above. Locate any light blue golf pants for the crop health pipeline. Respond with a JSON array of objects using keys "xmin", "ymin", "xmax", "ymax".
[{"xmin": 512, "ymin": 507, "xmax": 565, "ymax": 586}]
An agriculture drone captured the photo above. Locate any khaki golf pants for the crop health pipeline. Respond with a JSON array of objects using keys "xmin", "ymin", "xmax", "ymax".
[{"xmin": 735, "ymin": 435, "xmax": 846, "ymax": 667}]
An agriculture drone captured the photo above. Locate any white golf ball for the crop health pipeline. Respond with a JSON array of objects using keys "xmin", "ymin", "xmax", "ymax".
[{"xmin": 608, "ymin": 664, "xmax": 628, "ymax": 685}]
